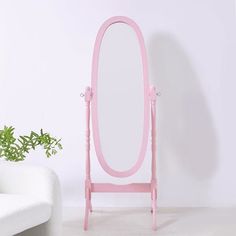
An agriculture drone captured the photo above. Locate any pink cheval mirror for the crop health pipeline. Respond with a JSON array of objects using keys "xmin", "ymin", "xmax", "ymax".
[{"xmin": 81, "ymin": 16, "xmax": 158, "ymax": 230}]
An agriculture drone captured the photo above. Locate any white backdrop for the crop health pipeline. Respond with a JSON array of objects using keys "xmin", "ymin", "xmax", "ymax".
[{"xmin": 0, "ymin": 0, "xmax": 235, "ymax": 207}]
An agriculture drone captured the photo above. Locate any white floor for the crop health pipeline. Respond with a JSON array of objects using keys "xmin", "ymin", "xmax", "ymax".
[{"xmin": 62, "ymin": 207, "xmax": 236, "ymax": 236}]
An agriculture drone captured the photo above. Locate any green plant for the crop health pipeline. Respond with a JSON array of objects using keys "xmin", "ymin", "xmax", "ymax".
[{"xmin": 0, "ymin": 126, "xmax": 62, "ymax": 161}]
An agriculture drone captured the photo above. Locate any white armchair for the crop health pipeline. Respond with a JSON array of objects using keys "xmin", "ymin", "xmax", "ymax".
[{"xmin": 0, "ymin": 161, "xmax": 62, "ymax": 236}]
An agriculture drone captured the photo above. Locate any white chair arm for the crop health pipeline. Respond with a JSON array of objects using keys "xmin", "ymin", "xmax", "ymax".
[
  {"xmin": 0, "ymin": 162, "xmax": 58, "ymax": 203},
  {"xmin": 0, "ymin": 161, "xmax": 62, "ymax": 236}
]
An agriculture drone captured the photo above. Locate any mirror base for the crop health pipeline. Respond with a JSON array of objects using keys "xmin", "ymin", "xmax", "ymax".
[{"xmin": 83, "ymin": 182, "xmax": 157, "ymax": 231}]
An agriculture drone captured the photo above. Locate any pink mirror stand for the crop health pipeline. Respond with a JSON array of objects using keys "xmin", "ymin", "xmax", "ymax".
[{"xmin": 82, "ymin": 16, "xmax": 158, "ymax": 231}]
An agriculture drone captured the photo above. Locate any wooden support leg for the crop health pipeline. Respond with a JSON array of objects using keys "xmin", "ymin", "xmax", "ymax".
[
  {"xmin": 88, "ymin": 187, "xmax": 92, "ymax": 212},
  {"xmin": 83, "ymin": 87, "xmax": 92, "ymax": 231},
  {"xmin": 150, "ymin": 86, "xmax": 157, "ymax": 231},
  {"xmin": 84, "ymin": 196, "xmax": 89, "ymax": 230},
  {"xmin": 151, "ymin": 187, "xmax": 157, "ymax": 230}
]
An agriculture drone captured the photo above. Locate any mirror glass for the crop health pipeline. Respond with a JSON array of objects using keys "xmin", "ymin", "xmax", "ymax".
[{"xmin": 97, "ymin": 22, "xmax": 144, "ymax": 171}]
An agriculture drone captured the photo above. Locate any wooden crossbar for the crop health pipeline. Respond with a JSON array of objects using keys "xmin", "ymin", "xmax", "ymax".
[{"xmin": 91, "ymin": 183, "xmax": 151, "ymax": 193}]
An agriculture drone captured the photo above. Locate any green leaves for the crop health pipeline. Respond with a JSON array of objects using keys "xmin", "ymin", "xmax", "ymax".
[{"xmin": 0, "ymin": 126, "xmax": 63, "ymax": 161}]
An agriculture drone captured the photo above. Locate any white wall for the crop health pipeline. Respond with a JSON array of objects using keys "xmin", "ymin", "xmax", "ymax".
[{"xmin": 0, "ymin": 0, "xmax": 235, "ymax": 207}]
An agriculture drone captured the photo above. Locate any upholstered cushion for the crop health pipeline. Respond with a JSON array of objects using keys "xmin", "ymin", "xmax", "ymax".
[{"xmin": 0, "ymin": 194, "xmax": 51, "ymax": 235}]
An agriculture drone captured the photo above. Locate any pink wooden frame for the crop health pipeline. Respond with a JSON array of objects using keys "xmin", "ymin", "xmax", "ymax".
[
  {"xmin": 82, "ymin": 16, "xmax": 157, "ymax": 231},
  {"xmin": 92, "ymin": 16, "xmax": 150, "ymax": 178}
]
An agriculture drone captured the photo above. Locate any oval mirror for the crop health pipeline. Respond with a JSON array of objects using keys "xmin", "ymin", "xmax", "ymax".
[{"xmin": 91, "ymin": 16, "xmax": 149, "ymax": 177}]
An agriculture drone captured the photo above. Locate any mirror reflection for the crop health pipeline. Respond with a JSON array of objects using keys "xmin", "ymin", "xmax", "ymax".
[{"xmin": 97, "ymin": 23, "xmax": 144, "ymax": 171}]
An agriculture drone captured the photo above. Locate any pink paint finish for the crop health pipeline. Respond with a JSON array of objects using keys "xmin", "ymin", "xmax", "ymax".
[
  {"xmin": 83, "ymin": 87, "xmax": 92, "ymax": 230},
  {"xmin": 91, "ymin": 183, "xmax": 151, "ymax": 193},
  {"xmin": 91, "ymin": 16, "xmax": 150, "ymax": 178},
  {"xmin": 83, "ymin": 16, "xmax": 157, "ymax": 231}
]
